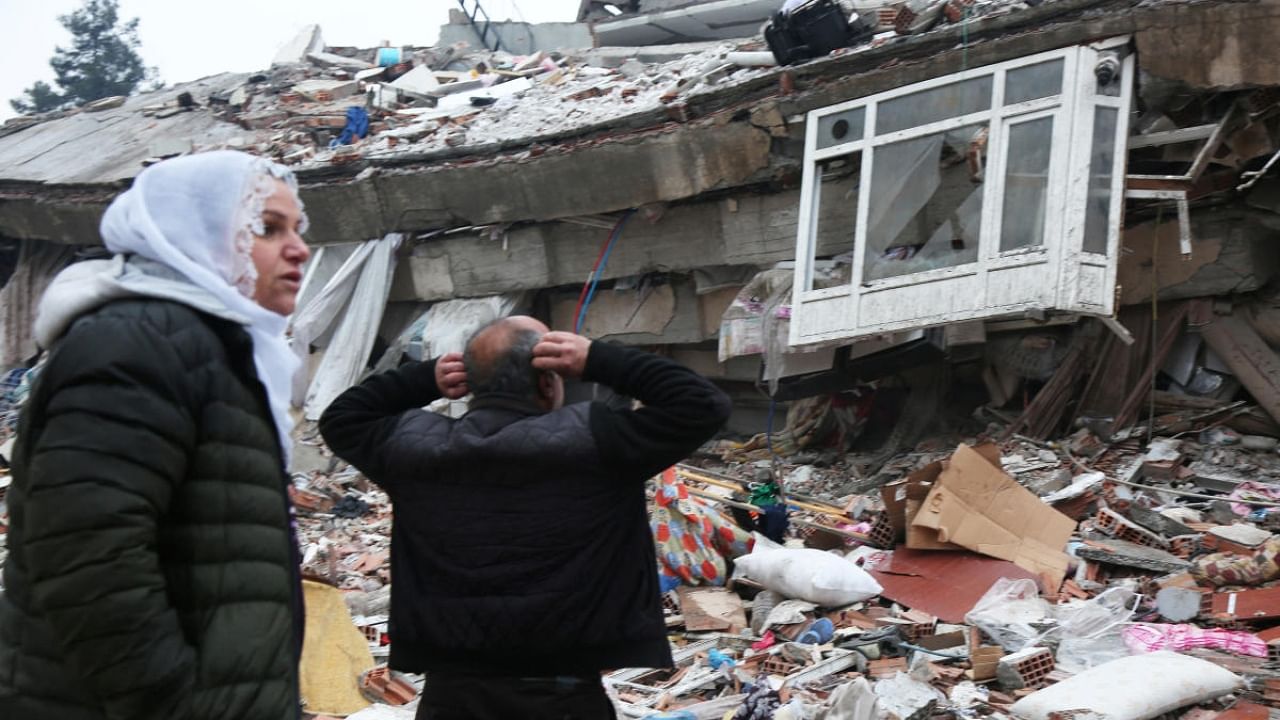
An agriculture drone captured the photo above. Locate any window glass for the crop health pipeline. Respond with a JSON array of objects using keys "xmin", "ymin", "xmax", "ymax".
[
  {"xmin": 1083, "ymin": 107, "xmax": 1118, "ymax": 254},
  {"xmin": 803, "ymin": 151, "xmax": 862, "ymax": 291},
  {"xmin": 864, "ymin": 124, "xmax": 988, "ymax": 280},
  {"xmin": 817, "ymin": 107, "xmax": 866, "ymax": 150},
  {"xmin": 1000, "ymin": 116, "xmax": 1054, "ymax": 251},
  {"xmin": 1004, "ymin": 59, "xmax": 1064, "ymax": 105},
  {"xmin": 876, "ymin": 76, "xmax": 993, "ymax": 135}
]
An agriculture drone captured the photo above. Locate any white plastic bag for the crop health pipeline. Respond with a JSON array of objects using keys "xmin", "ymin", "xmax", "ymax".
[
  {"xmin": 873, "ymin": 673, "xmax": 944, "ymax": 720},
  {"xmin": 1051, "ymin": 587, "xmax": 1141, "ymax": 672},
  {"xmin": 1055, "ymin": 587, "xmax": 1140, "ymax": 639},
  {"xmin": 734, "ymin": 548, "xmax": 882, "ymax": 607},
  {"xmin": 963, "ymin": 578, "xmax": 1052, "ymax": 651},
  {"xmin": 822, "ymin": 677, "xmax": 879, "ymax": 720},
  {"xmin": 1055, "ymin": 633, "xmax": 1133, "ymax": 673},
  {"xmin": 1010, "ymin": 651, "xmax": 1242, "ymax": 720}
]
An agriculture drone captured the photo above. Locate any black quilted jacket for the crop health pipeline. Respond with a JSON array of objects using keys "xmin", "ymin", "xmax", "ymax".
[
  {"xmin": 0, "ymin": 299, "xmax": 302, "ymax": 720},
  {"xmin": 320, "ymin": 342, "xmax": 731, "ymax": 676}
]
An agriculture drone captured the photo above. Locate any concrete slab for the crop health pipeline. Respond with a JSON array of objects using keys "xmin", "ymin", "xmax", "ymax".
[
  {"xmin": 435, "ymin": 77, "xmax": 533, "ymax": 112},
  {"xmin": 273, "ymin": 24, "xmax": 324, "ymax": 66},
  {"xmin": 307, "ymin": 52, "xmax": 375, "ymax": 70},
  {"xmin": 1137, "ymin": 1, "xmax": 1280, "ymax": 89},
  {"xmin": 389, "ymin": 66, "xmax": 439, "ymax": 94},
  {"xmin": 0, "ymin": 73, "xmax": 260, "ymax": 187},
  {"xmin": 594, "ymin": 0, "xmax": 777, "ymax": 45},
  {"xmin": 292, "ymin": 79, "xmax": 360, "ymax": 101},
  {"xmin": 1077, "ymin": 538, "xmax": 1191, "ymax": 574},
  {"xmin": 571, "ymin": 41, "xmax": 728, "ymax": 68}
]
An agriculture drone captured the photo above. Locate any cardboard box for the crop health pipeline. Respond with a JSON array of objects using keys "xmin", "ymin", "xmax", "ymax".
[
  {"xmin": 882, "ymin": 462, "xmax": 964, "ymax": 552},
  {"xmin": 911, "ymin": 444, "xmax": 1077, "ymax": 588}
]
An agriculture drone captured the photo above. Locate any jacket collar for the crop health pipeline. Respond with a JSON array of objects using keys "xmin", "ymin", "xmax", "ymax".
[{"xmin": 466, "ymin": 393, "xmax": 547, "ymax": 418}]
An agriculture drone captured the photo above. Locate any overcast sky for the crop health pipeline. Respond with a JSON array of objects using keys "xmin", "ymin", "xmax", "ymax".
[{"xmin": 0, "ymin": 0, "xmax": 582, "ymax": 121}]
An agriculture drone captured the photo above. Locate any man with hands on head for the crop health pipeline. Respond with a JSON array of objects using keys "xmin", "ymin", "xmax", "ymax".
[{"xmin": 319, "ymin": 316, "xmax": 731, "ymax": 720}]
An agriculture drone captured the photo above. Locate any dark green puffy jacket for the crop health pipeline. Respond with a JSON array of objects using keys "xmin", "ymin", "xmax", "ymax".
[{"xmin": 0, "ymin": 298, "xmax": 302, "ymax": 720}]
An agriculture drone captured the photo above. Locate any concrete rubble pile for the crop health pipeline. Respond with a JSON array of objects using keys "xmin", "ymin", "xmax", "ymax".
[
  {"xmin": 0, "ymin": 28, "xmax": 786, "ymax": 171},
  {"xmin": 279, "ymin": 376, "xmax": 1280, "ymax": 719},
  {"xmin": 0, "ymin": 0, "xmax": 1048, "ymax": 174}
]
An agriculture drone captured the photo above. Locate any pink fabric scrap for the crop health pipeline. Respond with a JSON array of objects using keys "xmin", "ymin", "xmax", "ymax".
[
  {"xmin": 1229, "ymin": 481, "xmax": 1280, "ymax": 516},
  {"xmin": 1122, "ymin": 623, "xmax": 1269, "ymax": 658}
]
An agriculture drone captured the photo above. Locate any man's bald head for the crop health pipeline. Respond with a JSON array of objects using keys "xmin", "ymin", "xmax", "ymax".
[{"xmin": 463, "ymin": 316, "xmax": 550, "ymax": 401}]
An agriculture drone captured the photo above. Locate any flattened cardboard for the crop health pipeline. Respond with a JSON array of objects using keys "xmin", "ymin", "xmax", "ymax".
[
  {"xmin": 911, "ymin": 444, "xmax": 1076, "ymax": 587},
  {"xmin": 882, "ymin": 462, "xmax": 964, "ymax": 552}
]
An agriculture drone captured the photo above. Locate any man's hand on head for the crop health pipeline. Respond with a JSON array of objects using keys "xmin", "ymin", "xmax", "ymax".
[
  {"xmin": 531, "ymin": 332, "xmax": 591, "ymax": 379},
  {"xmin": 434, "ymin": 351, "xmax": 469, "ymax": 399}
]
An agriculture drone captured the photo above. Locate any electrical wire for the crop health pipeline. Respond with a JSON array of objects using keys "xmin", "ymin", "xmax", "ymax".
[
  {"xmin": 1105, "ymin": 476, "xmax": 1280, "ymax": 508},
  {"xmin": 571, "ymin": 232, "xmax": 613, "ymax": 331},
  {"xmin": 573, "ymin": 210, "xmax": 635, "ymax": 333}
]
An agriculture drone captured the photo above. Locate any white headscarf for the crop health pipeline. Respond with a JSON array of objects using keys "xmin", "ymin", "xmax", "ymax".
[{"xmin": 98, "ymin": 150, "xmax": 309, "ymax": 463}]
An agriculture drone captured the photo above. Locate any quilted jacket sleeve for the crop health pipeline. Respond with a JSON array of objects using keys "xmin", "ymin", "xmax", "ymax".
[
  {"xmin": 583, "ymin": 342, "xmax": 732, "ymax": 480},
  {"xmin": 319, "ymin": 359, "xmax": 442, "ymax": 485},
  {"xmin": 21, "ymin": 316, "xmax": 200, "ymax": 720}
]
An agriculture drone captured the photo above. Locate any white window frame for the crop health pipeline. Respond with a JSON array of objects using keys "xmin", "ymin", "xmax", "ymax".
[{"xmin": 790, "ymin": 38, "xmax": 1135, "ymax": 348}]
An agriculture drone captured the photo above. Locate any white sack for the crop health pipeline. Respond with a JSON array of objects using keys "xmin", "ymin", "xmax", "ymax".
[
  {"xmin": 1010, "ymin": 651, "xmax": 1242, "ymax": 720},
  {"xmin": 734, "ymin": 547, "xmax": 882, "ymax": 607}
]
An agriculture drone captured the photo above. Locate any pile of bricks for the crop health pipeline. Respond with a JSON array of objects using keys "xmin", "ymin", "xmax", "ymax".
[
  {"xmin": 865, "ymin": 512, "xmax": 897, "ymax": 549},
  {"xmin": 1093, "ymin": 508, "xmax": 1173, "ymax": 550},
  {"xmin": 867, "ymin": 657, "xmax": 909, "ymax": 679},
  {"xmin": 760, "ymin": 655, "xmax": 804, "ymax": 676},
  {"xmin": 1169, "ymin": 534, "xmax": 1202, "ymax": 558},
  {"xmin": 997, "ymin": 647, "xmax": 1055, "ymax": 690}
]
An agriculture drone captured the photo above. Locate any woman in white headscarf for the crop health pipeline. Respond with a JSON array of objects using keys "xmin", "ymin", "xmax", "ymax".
[{"xmin": 0, "ymin": 151, "xmax": 311, "ymax": 720}]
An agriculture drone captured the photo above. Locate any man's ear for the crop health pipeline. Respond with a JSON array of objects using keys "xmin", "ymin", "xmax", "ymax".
[{"xmin": 536, "ymin": 371, "xmax": 558, "ymax": 409}]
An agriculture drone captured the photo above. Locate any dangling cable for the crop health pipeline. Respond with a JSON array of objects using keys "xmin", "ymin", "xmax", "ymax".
[{"xmin": 574, "ymin": 210, "xmax": 636, "ymax": 333}]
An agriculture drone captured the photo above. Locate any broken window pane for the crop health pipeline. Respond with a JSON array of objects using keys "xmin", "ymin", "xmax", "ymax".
[
  {"xmin": 817, "ymin": 107, "xmax": 866, "ymax": 150},
  {"xmin": 804, "ymin": 151, "xmax": 861, "ymax": 291},
  {"xmin": 876, "ymin": 76, "xmax": 993, "ymax": 135},
  {"xmin": 1083, "ymin": 107, "xmax": 1118, "ymax": 254},
  {"xmin": 864, "ymin": 124, "xmax": 987, "ymax": 281},
  {"xmin": 1004, "ymin": 59, "xmax": 1064, "ymax": 105},
  {"xmin": 1000, "ymin": 116, "xmax": 1054, "ymax": 251}
]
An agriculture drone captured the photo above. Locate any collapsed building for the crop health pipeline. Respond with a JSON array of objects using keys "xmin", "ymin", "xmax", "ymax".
[
  {"xmin": 1, "ymin": 0, "xmax": 1277, "ymax": 446},
  {"xmin": 3, "ymin": 0, "xmax": 1280, "ymax": 717}
]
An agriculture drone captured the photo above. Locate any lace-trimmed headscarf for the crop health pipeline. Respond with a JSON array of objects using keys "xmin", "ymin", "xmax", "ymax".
[{"xmin": 99, "ymin": 150, "xmax": 310, "ymax": 462}]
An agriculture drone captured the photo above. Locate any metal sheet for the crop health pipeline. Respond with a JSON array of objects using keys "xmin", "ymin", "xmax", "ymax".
[{"xmin": 868, "ymin": 547, "xmax": 1040, "ymax": 623}]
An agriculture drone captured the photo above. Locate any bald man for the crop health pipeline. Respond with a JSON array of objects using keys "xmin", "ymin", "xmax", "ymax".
[{"xmin": 320, "ymin": 318, "xmax": 731, "ymax": 720}]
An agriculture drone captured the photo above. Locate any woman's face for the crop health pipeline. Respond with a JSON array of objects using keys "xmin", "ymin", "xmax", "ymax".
[{"xmin": 251, "ymin": 180, "xmax": 311, "ymax": 315}]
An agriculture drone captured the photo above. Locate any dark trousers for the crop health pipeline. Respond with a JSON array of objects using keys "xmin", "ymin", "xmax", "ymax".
[{"xmin": 415, "ymin": 672, "xmax": 618, "ymax": 720}]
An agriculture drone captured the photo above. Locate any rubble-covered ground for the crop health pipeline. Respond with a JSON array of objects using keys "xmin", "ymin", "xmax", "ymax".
[{"xmin": 271, "ymin": 392, "xmax": 1280, "ymax": 719}]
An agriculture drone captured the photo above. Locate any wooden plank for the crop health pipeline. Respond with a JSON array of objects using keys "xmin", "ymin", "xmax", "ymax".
[
  {"xmin": 1187, "ymin": 107, "xmax": 1236, "ymax": 183},
  {"xmin": 1002, "ymin": 324, "xmax": 1100, "ymax": 441},
  {"xmin": 1197, "ymin": 310, "xmax": 1280, "ymax": 426},
  {"xmin": 677, "ymin": 468, "xmax": 851, "ymax": 518},
  {"xmin": 1114, "ymin": 302, "xmax": 1190, "ymax": 431},
  {"xmin": 1079, "ymin": 306, "xmax": 1154, "ymax": 419},
  {"xmin": 1127, "ymin": 124, "xmax": 1219, "ymax": 149}
]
